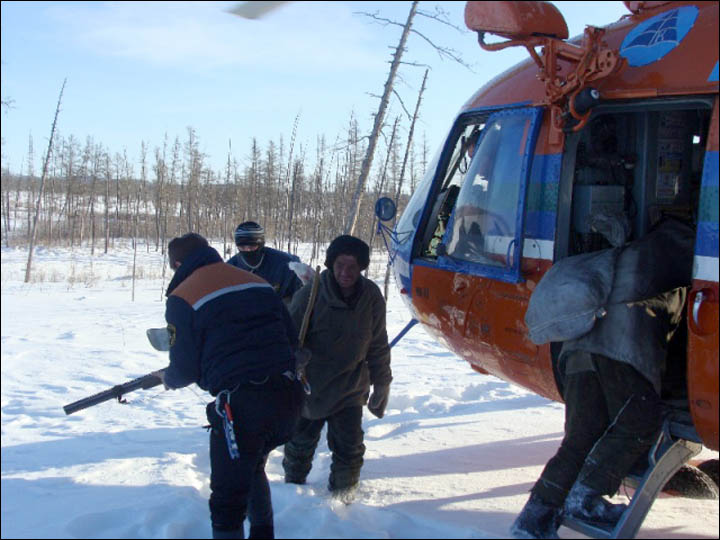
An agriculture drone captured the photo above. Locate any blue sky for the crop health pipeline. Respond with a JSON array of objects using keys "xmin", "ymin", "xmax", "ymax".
[{"xmin": 1, "ymin": 1, "xmax": 629, "ymax": 175}]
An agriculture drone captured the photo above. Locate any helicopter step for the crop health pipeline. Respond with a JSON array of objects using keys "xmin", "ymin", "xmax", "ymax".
[{"xmin": 562, "ymin": 415, "xmax": 702, "ymax": 539}]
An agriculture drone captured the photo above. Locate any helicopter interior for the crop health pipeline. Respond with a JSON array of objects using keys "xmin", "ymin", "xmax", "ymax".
[{"xmin": 417, "ymin": 97, "xmax": 713, "ymax": 406}]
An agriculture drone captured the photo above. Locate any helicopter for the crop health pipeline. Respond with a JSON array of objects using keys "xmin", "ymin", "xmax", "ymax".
[{"xmin": 373, "ymin": 1, "xmax": 718, "ymax": 537}]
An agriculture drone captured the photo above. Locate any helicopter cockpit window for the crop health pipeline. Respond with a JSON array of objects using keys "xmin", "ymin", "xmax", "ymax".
[
  {"xmin": 420, "ymin": 123, "xmax": 484, "ymax": 257},
  {"xmin": 445, "ymin": 110, "xmax": 538, "ymax": 273}
]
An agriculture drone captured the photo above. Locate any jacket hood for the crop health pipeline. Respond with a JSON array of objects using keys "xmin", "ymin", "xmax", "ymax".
[{"xmin": 166, "ymin": 246, "xmax": 223, "ymax": 296}]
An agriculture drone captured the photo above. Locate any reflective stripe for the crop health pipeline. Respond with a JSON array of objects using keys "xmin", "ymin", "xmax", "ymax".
[
  {"xmin": 693, "ymin": 255, "xmax": 719, "ymax": 283},
  {"xmin": 192, "ymin": 282, "xmax": 273, "ymax": 311}
]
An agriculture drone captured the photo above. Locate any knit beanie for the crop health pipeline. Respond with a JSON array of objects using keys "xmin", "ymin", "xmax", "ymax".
[
  {"xmin": 325, "ymin": 235, "xmax": 370, "ymax": 271},
  {"xmin": 168, "ymin": 233, "xmax": 209, "ymax": 269}
]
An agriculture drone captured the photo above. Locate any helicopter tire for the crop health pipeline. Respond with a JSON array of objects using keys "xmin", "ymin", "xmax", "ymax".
[
  {"xmin": 697, "ymin": 459, "xmax": 719, "ymax": 490},
  {"xmin": 661, "ymin": 463, "xmax": 719, "ymax": 499}
]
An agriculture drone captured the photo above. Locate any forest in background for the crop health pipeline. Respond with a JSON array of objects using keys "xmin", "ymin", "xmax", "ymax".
[{"xmin": 1, "ymin": 113, "xmax": 427, "ymax": 265}]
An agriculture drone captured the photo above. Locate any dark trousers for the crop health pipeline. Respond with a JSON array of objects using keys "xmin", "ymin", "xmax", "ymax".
[
  {"xmin": 282, "ymin": 405, "xmax": 365, "ymax": 490},
  {"xmin": 207, "ymin": 375, "xmax": 302, "ymax": 535},
  {"xmin": 532, "ymin": 354, "xmax": 662, "ymax": 507}
]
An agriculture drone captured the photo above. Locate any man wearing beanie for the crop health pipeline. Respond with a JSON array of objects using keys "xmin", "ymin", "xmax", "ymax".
[
  {"xmin": 282, "ymin": 234, "xmax": 392, "ymax": 503},
  {"xmin": 155, "ymin": 232, "xmax": 303, "ymax": 539},
  {"xmin": 227, "ymin": 221, "xmax": 303, "ymax": 305}
]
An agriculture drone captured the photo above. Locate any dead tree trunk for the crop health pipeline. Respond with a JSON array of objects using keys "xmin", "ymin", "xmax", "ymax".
[
  {"xmin": 384, "ymin": 68, "xmax": 428, "ymax": 299},
  {"xmin": 344, "ymin": 1, "xmax": 418, "ymax": 237},
  {"xmin": 25, "ymin": 79, "xmax": 66, "ymax": 283}
]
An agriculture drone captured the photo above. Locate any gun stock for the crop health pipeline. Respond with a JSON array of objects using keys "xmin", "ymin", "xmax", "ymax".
[{"xmin": 63, "ymin": 369, "xmax": 165, "ymax": 415}]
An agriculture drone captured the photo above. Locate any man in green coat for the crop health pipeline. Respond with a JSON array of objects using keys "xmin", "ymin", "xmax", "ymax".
[{"xmin": 282, "ymin": 235, "xmax": 392, "ymax": 501}]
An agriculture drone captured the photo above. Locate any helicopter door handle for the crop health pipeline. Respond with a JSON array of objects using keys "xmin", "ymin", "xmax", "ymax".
[
  {"xmin": 692, "ymin": 290, "xmax": 704, "ymax": 328},
  {"xmin": 689, "ymin": 288, "xmax": 717, "ymax": 336}
]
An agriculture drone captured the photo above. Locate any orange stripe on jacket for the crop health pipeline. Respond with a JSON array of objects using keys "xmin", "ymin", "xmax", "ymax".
[{"xmin": 171, "ymin": 262, "xmax": 270, "ymax": 307}]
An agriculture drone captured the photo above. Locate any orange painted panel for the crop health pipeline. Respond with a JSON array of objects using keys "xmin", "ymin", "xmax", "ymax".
[
  {"xmin": 412, "ymin": 261, "xmax": 562, "ymax": 403},
  {"xmin": 687, "ymin": 280, "xmax": 719, "ymax": 451}
]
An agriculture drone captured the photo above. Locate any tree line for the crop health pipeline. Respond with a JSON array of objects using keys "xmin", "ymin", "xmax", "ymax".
[{"xmin": 1, "ymin": 112, "xmax": 428, "ymax": 263}]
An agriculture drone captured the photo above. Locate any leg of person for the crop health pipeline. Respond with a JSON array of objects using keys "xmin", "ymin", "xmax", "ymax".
[
  {"xmin": 564, "ymin": 356, "xmax": 663, "ymax": 526},
  {"xmin": 247, "ymin": 376, "xmax": 303, "ymax": 539},
  {"xmin": 282, "ymin": 417, "xmax": 325, "ymax": 484},
  {"xmin": 326, "ymin": 405, "xmax": 365, "ymax": 500},
  {"xmin": 247, "ymin": 453, "xmax": 273, "ymax": 539},
  {"xmin": 208, "ymin": 421, "xmax": 255, "ymax": 539},
  {"xmin": 512, "ymin": 359, "xmax": 610, "ymax": 539}
]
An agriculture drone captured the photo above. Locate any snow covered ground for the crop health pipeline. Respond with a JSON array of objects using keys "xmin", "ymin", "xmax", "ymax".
[{"xmin": 2, "ymin": 242, "xmax": 718, "ymax": 539}]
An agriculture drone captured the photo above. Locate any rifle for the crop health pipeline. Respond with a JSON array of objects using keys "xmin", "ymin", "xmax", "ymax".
[{"xmin": 63, "ymin": 369, "xmax": 165, "ymax": 415}]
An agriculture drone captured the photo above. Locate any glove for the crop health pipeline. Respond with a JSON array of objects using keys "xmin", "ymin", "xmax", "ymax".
[{"xmin": 368, "ymin": 383, "xmax": 390, "ymax": 419}]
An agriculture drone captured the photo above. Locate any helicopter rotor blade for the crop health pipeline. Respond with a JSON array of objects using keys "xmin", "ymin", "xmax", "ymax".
[{"xmin": 226, "ymin": 1, "xmax": 289, "ymax": 20}]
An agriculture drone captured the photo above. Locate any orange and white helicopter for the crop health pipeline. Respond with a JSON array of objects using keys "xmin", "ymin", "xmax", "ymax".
[{"xmin": 373, "ymin": 1, "xmax": 718, "ymax": 537}]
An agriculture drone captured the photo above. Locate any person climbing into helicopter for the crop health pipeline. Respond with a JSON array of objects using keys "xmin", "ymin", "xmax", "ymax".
[
  {"xmin": 227, "ymin": 221, "xmax": 304, "ymax": 304},
  {"xmin": 512, "ymin": 215, "xmax": 695, "ymax": 539},
  {"xmin": 282, "ymin": 234, "xmax": 392, "ymax": 503}
]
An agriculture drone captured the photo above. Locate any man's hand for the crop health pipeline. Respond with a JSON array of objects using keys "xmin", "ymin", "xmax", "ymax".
[
  {"xmin": 368, "ymin": 383, "xmax": 390, "ymax": 418},
  {"xmin": 151, "ymin": 369, "xmax": 170, "ymax": 391},
  {"xmin": 294, "ymin": 348, "xmax": 312, "ymax": 395},
  {"xmin": 295, "ymin": 347, "xmax": 312, "ymax": 372}
]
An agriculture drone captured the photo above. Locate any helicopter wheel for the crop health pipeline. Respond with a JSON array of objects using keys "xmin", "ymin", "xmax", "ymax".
[
  {"xmin": 697, "ymin": 458, "xmax": 719, "ymax": 490},
  {"xmin": 661, "ymin": 462, "xmax": 719, "ymax": 499}
]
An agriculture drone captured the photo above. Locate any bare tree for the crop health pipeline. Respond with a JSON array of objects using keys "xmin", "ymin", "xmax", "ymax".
[
  {"xmin": 344, "ymin": 1, "xmax": 418, "ymax": 237},
  {"xmin": 25, "ymin": 79, "xmax": 66, "ymax": 283},
  {"xmin": 384, "ymin": 68, "xmax": 429, "ymax": 299}
]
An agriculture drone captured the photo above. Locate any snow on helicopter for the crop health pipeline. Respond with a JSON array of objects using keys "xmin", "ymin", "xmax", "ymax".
[{"xmin": 373, "ymin": 1, "xmax": 718, "ymax": 537}]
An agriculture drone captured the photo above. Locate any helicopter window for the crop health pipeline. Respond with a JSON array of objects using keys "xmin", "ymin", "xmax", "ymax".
[
  {"xmin": 420, "ymin": 123, "xmax": 484, "ymax": 257},
  {"xmin": 395, "ymin": 144, "xmax": 444, "ymax": 244},
  {"xmin": 445, "ymin": 110, "xmax": 539, "ymax": 274}
]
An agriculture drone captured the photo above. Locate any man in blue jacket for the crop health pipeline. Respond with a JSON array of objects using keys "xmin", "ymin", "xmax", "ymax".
[
  {"xmin": 155, "ymin": 232, "xmax": 302, "ymax": 539},
  {"xmin": 227, "ymin": 221, "xmax": 303, "ymax": 304}
]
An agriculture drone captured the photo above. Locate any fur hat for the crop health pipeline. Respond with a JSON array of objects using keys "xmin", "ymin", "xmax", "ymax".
[
  {"xmin": 168, "ymin": 233, "xmax": 209, "ymax": 269},
  {"xmin": 325, "ymin": 235, "xmax": 370, "ymax": 271}
]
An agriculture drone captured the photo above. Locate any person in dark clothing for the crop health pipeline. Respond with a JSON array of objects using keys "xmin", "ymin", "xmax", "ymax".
[
  {"xmin": 511, "ymin": 218, "xmax": 695, "ymax": 539},
  {"xmin": 226, "ymin": 221, "xmax": 303, "ymax": 304},
  {"xmin": 282, "ymin": 235, "xmax": 392, "ymax": 502},
  {"xmin": 154, "ymin": 233, "xmax": 302, "ymax": 539}
]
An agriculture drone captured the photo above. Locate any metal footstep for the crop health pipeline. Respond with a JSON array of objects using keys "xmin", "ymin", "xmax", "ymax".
[{"xmin": 561, "ymin": 416, "xmax": 702, "ymax": 539}]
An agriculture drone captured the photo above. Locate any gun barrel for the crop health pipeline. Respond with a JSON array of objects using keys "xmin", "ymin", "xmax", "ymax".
[{"xmin": 63, "ymin": 372, "xmax": 163, "ymax": 415}]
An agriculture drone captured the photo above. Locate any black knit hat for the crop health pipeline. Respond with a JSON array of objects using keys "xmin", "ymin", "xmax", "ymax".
[
  {"xmin": 234, "ymin": 221, "xmax": 265, "ymax": 249},
  {"xmin": 168, "ymin": 233, "xmax": 209, "ymax": 269},
  {"xmin": 325, "ymin": 235, "xmax": 370, "ymax": 271}
]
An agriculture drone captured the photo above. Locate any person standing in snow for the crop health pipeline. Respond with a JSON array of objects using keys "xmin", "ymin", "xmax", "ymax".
[
  {"xmin": 153, "ymin": 232, "xmax": 303, "ymax": 539},
  {"xmin": 226, "ymin": 221, "xmax": 303, "ymax": 305},
  {"xmin": 282, "ymin": 235, "xmax": 392, "ymax": 501},
  {"xmin": 511, "ymin": 217, "xmax": 695, "ymax": 538}
]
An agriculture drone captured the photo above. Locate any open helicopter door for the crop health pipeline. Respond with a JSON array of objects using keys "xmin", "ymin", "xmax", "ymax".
[{"xmin": 687, "ymin": 98, "xmax": 719, "ymax": 452}]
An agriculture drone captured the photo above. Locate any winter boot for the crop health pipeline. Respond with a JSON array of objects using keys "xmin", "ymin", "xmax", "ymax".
[
  {"xmin": 510, "ymin": 492, "xmax": 562, "ymax": 539},
  {"xmin": 212, "ymin": 527, "xmax": 244, "ymax": 539},
  {"xmin": 283, "ymin": 473, "xmax": 306, "ymax": 485},
  {"xmin": 329, "ymin": 482, "xmax": 358, "ymax": 505},
  {"xmin": 248, "ymin": 524, "xmax": 274, "ymax": 539},
  {"xmin": 563, "ymin": 481, "xmax": 627, "ymax": 527}
]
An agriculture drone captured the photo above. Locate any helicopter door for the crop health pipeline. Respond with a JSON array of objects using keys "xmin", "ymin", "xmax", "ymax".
[
  {"xmin": 687, "ymin": 98, "xmax": 719, "ymax": 450},
  {"xmin": 441, "ymin": 107, "xmax": 541, "ymax": 282}
]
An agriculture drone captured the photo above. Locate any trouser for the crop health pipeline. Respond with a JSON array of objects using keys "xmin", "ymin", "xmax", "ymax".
[
  {"xmin": 532, "ymin": 354, "xmax": 662, "ymax": 507},
  {"xmin": 207, "ymin": 374, "xmax": 302, "ymax": 536},
  {"xmin": 282, "ymin": 405, "xmax": 365, "ymax": 490}
]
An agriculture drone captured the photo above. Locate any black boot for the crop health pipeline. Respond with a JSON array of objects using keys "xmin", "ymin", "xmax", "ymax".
[
  {"xmin": 248, "ymin": 524, "xmax": 274, "ymax": 539},
  {"xmin": 329, "ymin": 482, "xmax": 358, "ymax": 505},
  {"xmin": 510, "ymin": 492, "xmax": 562, "ymax": 539},
  {"xmin": 563, "ymin": 481, "xmax": 627, "ymax": 526},
  {"xmin": 212, "ymin": 527, "xmax": 244, "ymax": 539},
  {"xmin": 284, "ymin": 473, "xmax": 306, "ymax": 485}
]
